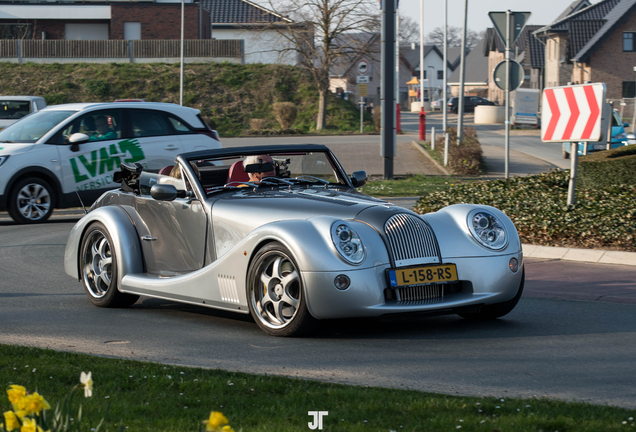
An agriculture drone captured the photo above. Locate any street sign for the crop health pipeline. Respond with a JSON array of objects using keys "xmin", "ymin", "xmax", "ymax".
[
  {"xmin": 541, "ymin": 83, "xmax": 605, "ymax": 142},
  {"xmin": 356, "ymin": 75, "xmax": 370, "ymax": 84},
  {"xmin": 488, "ymin": 11, "xmax": 531, "ymax": 45},
  {"xmin": 357, "ymin": 59, "xmax": 370, "ymax": 75},
  {"xmin": 358, "ymin": 83, "xmax": 368, "ymax": 97},
  {"xmin": 493, "ymin": 60, "xmax": 524, "ymax": 91}
]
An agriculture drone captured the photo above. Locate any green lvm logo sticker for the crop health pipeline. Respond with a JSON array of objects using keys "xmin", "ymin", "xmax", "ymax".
[{"xmin": 71, "ymin": 139, "xmax": 145, "ymax": 190}]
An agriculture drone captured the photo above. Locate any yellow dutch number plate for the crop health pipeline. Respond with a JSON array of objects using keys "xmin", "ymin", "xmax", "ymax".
[{"xmin": 388, "ymin": 264, "xmax": 458, "ymax": 287}]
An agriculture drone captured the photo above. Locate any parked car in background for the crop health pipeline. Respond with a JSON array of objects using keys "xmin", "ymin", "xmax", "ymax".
[
  {"xmin": 63, "ymin": 144, "xmax": 525, "ymax": 337},
  {"xmin": 0, "ymin": 96, "xmax": 47, "ymax": 130},
  {"xmin": 562, "ymin": 109, "xmax": 629, "ymax": 158},
  {"xmin": 0, "ymin": 102, "xmax": 221, "ymax": 224},
  {"xmin": 448, "ymin": 96, "xmax": 495, "ymax": 114},
  {"xmin": 431, "ymin": 99, "xmax": 444, "ymax": 111}
]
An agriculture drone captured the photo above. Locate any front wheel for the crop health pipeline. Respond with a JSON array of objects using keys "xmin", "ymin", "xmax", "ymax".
[
  {"xmin": 458, "ymin": 269, "xmax": 525, "ymax": 321},
  {"xmin": 80, "ymin": 222, "xmax": 139, "ymax": 308},
  {"xmin": 247, "ymin": 242, "xmax": 315, "ymax": 337},
  {"xmin": 8, "ymin": 177, "xmax": 54, "ymax": 224}
]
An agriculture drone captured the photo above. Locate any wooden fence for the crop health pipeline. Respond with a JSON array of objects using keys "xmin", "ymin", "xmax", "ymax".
[{"xmin": 0, "ymin": 39, "xmax": 243, "ymax": 60}]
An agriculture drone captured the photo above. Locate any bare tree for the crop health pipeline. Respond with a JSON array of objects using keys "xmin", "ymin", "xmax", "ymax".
[
  {"xmin": 365, "ymin": 13, "xmax": 420, "ymax": 44},
  {"xmin": 426, "ymin": 26, "xmax": 482, "ymax": 51},
  {"xmin": 263, "ymin": 0, "xmax": 377, "ymax": 130}
]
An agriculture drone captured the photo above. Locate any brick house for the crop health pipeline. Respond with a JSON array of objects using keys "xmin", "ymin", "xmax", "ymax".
[
  {"xmin": 0, "ymin": 0, "xmax": 210, "ymax": 40},
  {"xmin": 534, "ymin": 0, "xmax": 636, "ymax": 99}
]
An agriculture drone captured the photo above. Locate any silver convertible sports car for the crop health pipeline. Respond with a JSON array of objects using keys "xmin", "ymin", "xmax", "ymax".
[{"xmin": 64, "ymin": 144, "xmax": 525, "ymax": 337}]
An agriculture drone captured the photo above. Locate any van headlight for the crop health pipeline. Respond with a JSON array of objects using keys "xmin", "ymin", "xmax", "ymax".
[
  {"xmin": 331, "ymin": 221, "xmax": 365, "ymax": 264},
  {"xmin": 467, "ymin": 209, "xmax": 508, "ymax": 250},
  {"xmin": 0, "ymin": 155, "xmax": 9, "ymax": 167}
]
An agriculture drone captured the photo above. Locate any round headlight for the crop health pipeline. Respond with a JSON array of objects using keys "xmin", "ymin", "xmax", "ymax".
[
  {"xmin": 331, "ymin": 222, "xmax": 365, "ymax": 264},
  {"xmin": 467, "ymin": 210, "xmax": 508, "ymax": 250}
]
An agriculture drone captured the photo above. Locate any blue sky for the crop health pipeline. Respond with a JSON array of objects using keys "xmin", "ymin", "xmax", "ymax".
[{"xmin": 399, "ymin": 0, "xmax": 594, "ymax": 37}]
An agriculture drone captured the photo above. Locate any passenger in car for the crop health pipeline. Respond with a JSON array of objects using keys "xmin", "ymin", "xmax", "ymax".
[
  {"xmin": 243, "ymin": 155, "xmax": 276, "ymax": 182},
  {"xmin": 169, "ymin": 162, "xmax": 200, "ymax": 191}
]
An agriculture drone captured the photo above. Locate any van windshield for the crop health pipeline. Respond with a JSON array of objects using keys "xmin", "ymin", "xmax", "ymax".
[
  {"xmin": 0, "ymin": 101, "xmax": 30, "ymax": 120},
  {"xmin": 0, "ymin": 110, "xmax": 76, "ymax": 143}
]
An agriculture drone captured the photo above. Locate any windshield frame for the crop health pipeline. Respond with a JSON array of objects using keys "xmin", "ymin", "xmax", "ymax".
[{"xmin": 0, "ymin": 109, "xmax": 77, "ymax": 144}]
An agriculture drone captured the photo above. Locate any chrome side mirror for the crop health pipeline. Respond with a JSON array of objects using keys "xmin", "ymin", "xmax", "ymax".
[
  {"xmin": 350, "ymin": 170, "xmax": 368, "ymax": 188},
  {"xmin": 150, "ymin": 183, "xmax": 178, "ymax": 201}
]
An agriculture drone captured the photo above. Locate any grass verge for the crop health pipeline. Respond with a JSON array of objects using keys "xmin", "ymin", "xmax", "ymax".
[{"xmin": 1, "ymin": 344, "xmax": 635, "ymax": 432}]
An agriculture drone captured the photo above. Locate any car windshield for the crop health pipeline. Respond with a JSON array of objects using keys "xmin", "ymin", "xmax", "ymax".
[
  {"xmin": 0, "ymin": 110, "xmax": 76, "ymax": 143},
  {"xmin": 182, "ymin": 151, "xmax": 347, "ymax": 194},
  {"xmin": 0, "ymin": 100, "xmax": 30, "ymax": 120}
]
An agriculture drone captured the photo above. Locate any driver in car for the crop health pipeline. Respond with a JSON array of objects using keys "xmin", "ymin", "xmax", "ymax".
[{"xmin": 243, "ymin": 155, "xmax": 276, "ymax": 182}]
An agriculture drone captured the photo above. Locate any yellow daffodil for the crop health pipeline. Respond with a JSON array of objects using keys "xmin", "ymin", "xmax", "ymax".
[
  {"xmin": 3, "ymin": 410, "xmax": 20, "ymax": 431},
  {"xmin": 203, "ymin": 411, "xmax": 229, "ymax": 431},
  {"xmin": 80, "ymin": 372, "xmax": 93, "ymax": 398},
  {"xmin": 17, "ymin": 393, "xmax": 50, "ymax": 416},
  {"xmin": 7, "ymin": 385, "xmax": 26, "ymax": 405},
  {"xmin": 19, "ymin": 417, "xmax": 47, "ymax": 432},
  {"xmin": 221, "ymin": 426, "xmax": 235, "ymax": 432}
]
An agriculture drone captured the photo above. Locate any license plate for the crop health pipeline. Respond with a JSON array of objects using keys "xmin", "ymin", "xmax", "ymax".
[
  {"xmin": 592, "ymin": 144, "xmax": 605, "ymax": 150},
  {"xmin": 388, "ymin": 264, "xmax": 458, "ymax": 287}
]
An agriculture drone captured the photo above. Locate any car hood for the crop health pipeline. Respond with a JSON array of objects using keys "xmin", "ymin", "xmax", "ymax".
[
  {"xmin": 210, "ymin": 187, "xmax": 410, "ymax": 258},
  {"xmin": 0, "ymin": 142, "xmax": 36, "ymax": 154}
]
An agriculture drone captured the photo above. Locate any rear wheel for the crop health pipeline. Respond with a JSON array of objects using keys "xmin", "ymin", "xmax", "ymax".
[
  {"xmin": 458, "ymin": 269, "xmax": 524, "ymax": 321},
  {"xmin": 8, "ymin": 177, "xmax": 54, "ymax": 224},
  {"xmin": 247, "ymin": 242, "xmax": 315, "ymax": 337},
  {"xmin": 80, "ymin": 222, "xmax": 139, "ymax": 308}
]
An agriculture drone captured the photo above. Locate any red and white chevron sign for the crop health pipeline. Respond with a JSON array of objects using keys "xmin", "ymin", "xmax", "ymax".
[{"xmin": 541, "ymin": 83, "xmax": 605, "ymax": 142}]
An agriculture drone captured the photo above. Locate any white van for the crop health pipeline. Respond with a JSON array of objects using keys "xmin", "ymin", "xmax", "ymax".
[
  {"xmin": 0, "ymin": 96, "xmax": 47, "ymax": 130},
  {"xmin": 0, "ymin": 102, "xmax": 221, "ymax": 224}
]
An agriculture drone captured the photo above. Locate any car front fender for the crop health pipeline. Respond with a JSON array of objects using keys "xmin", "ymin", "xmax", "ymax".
[{"xmin": 64, "ymin": 206, "xmax": 144, "ymax": 287}]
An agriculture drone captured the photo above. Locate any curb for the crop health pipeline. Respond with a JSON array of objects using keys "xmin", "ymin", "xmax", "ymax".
[
  {"xmin": 522, "ymin": 244, "xmax": 636, "ymax": 267},
  {"xmin": 410, "ymin": 140, "xmax": 451, "ymax": 176}
]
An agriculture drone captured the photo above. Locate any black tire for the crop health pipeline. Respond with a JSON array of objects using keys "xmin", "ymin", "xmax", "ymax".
[
  {"xmin": 563, "ymin": 148, "xmax": 570, "ymax": 159},
  {"xmin": 459, "ymin": 269, "xmax": 525, "ymax": 321},
  {"xmin": 247, "ymin": 242, "xmax": 315, "ymax": 337},
  {"xmin": 80, "ymin": 222, "xmax": 139, "ymax": 308},
  {"xmin": 7, "ymin": 177, "xmax": 55, "ymax": 224}
]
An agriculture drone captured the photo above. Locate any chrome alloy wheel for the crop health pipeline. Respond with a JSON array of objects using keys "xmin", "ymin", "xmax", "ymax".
[
  {"xmin": 250, "ymin": 251, "xmax": 302, "ymax": 329},
  {"xmin": 82, "ymin": 230, "xmax": 113, "ymax": 299},
  {"xmin": 16, "ymin": 182, "xmax": 51, "ymax": 221}
]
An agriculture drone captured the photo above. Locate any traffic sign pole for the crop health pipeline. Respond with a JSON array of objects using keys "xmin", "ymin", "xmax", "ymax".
[{"xmin": 505, "ymin": 9, "xmax": 510, "ymax": 179}]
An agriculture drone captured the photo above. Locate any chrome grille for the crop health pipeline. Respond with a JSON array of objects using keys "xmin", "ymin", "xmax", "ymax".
[
  {"xmin": 384, "ymin": 213, "xmax": 440, "ymax": 265},
  {"xmin": 396, "ymin": 284, "xmax": 442, "ymax": 302}
]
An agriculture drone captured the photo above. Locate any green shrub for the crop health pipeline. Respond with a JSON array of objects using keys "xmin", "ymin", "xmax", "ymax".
[
  {"xmin": 414, "ymin": 169, "xmax": 636, "ymax": 251},
  {"xmin": 272, "ymin": 102, "xmax": 297, "ymax": 129},
  {"xmin": 578, "ymin": 145, "xmax": 636, "ymax": 189},
  {"xmin": 85, "ymin": 79, "xmax": 110, "ymax": 98},
  {"xmin": 425, "ymin": 127, "xmax": 483, "ymax": 175}
]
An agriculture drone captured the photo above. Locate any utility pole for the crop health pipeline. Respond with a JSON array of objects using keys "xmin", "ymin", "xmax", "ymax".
[
  {"xmin": 457, "ymin": 0, "xmax": 468, "ymax": 144},
  {"xmin": 381, "ymin": 0, "xmax": 396, "ymax": 179},
  {"xmin": 442, "ymin": 0, "xmax": 448, "ymax": 135},
  {"xmin": 419, "ymin": 0, "xmax": 424, "ymax": 110}
]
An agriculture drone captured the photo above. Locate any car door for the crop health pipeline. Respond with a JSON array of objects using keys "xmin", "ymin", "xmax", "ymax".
[
  {"xmin": 127, "ymin": 109, "xmax": 184, "ymax": 170},
  {"xmin": 133, "ymin": 169, "xmax": 207, "ymax": 274},
  {"xmin": 54, "ymin": 108, "xmax": 130, "ymax": 202}
]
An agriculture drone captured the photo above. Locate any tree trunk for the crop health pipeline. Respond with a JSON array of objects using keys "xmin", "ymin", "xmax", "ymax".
[{"xmin": 316, "ymin": 89, "xmax": 327, "ymax": 131}]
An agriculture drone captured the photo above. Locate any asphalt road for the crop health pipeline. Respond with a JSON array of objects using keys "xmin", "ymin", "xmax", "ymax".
[{"xmin": 1, "ymin": 218, "xmax": 635, "ymax": 408}]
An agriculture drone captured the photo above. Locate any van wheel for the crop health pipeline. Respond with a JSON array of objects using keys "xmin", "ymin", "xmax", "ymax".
[{"xmin": 8, "ymin": 177, "xmax": 55, "ymax": 224}]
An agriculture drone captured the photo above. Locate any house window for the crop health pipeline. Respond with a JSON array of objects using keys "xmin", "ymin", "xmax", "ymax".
[
  {"xmin": 437, "ymin": 70, "xmax": 443, "ymax": 80},
  {"xmin": 624, "ymin": 33, "xmax": 636, "ymax": 51},
  {"xmin": 623, "ymin": 81, "xmax": 636, "ymax": 98},
  {"xmin": 423, "ymin": 70, "xmax": 427, "ymax": 80}
]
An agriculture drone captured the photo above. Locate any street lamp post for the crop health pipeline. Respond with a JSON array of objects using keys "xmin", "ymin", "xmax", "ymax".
[{"xmin": 179, "ymin": 0, "xmax": 184, "ymax": 106}]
